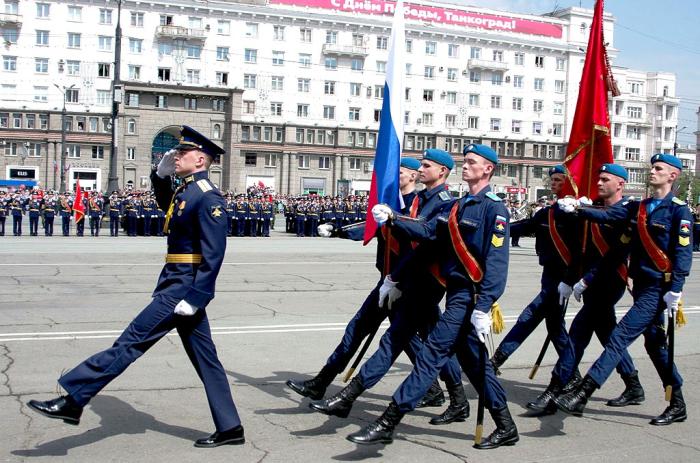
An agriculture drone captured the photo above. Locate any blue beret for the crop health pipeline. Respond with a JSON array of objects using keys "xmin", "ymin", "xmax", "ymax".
[
  {"xmin": 650, "ymin": 153, "xmax": 682, "ymax": 170},
  {"xmin": 174, "ymin": 125, "xmax": 225, "ymax": 159},
  {"xmin": 400, "ymin": 157, "xmax": 421, "ymax": 171},
  {"xmin": 549, "ymin": 164, "xmax": 566, "ymax": 176},
  {"xmin": 599, "ymin": 163, "xmax": 628, "ymax": 181},
  {"xmin": 463, "ymin": 143, "xmax": 498, "ymax": 164},
  {"xmin": 423, "ymin": 149, "xmax": 454, "ymax": 170}
]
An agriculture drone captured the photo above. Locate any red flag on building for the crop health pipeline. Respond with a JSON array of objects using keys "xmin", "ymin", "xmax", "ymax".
[
  {"xmin": 73, "ymin": 178, "xmax": 85, "ymax": 223},
  {"xmin": 561, "ymin": 0, "xmax": 619, "ymax": 199}
]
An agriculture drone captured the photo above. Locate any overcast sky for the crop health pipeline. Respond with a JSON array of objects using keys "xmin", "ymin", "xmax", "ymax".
[{"xmin": 444, "ymin": 0, "xmax": 699, "ymax": 146}]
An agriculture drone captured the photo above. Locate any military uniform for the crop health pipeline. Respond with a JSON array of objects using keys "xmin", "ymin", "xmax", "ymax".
[
  {"xmin": 693, "ymin": 210, "xmax": 700, "ymax": 252},
  {"xmin": 75, "ymin": 196, "xmax": 87, "ymax": 237},
  {"xmin": 141, "ymin": 196, "xmax": 156, "ymax": 236},
  {"xmin": 125, "ymin": 198, "xmax": 140, "ymax": 236},
  {"xmin": 306, "ymin": 203, "xmax": 320, "ymax": 237},
  {"xmin": 0, "ymin": 197, "xmax": 7, "ymax": 236},
  {"xmin": 11, "ymin": 200, "xmax": 24, "ymax": 236},
  {"xmin": 89, "ymin": 196, "xmax": 104, "ymax": 237},
  {"xmin": 108, "ymin": 196, "xmax": 122, "ymax": 237},
  {"xmin": 235, "ymin": 199, "xmax": 248, "ymax": 237},
  {"xmin": 59, "ymin": 196, "xmax": 72, "ymax": 236},
  {"xmin": 225, "ymin": 196, "xmax": 236, "ymax": 236},
  {"xmin": 295, "ymin": 203, "xmax": 306, "ymax": 237},
  {"xmin": 42, "ymin": 196, "xmax": 56, "ymax": 236},
  {"xmin": 261, "ymin": 201, "xmax": 273, "ymax": 237},
  {"xmin": 28, "ymin": 200, "xmax": 41, "ymax": 236}
]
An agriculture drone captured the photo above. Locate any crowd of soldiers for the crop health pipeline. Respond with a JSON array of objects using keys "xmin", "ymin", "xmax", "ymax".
[{"xmin": 281, "ymin": 195, "xmax": 369, "ymax": 237}]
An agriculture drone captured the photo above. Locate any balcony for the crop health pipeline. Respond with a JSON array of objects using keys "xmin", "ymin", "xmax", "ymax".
[
  {"xmin": 467, "ymin": 58, "xmax": 509, "ymax": 72},
  {"xmin": 0, "ymin": 13, "xmax": 22, "ymax": 26},
  {"xmin": 155, "ymin": 25, "xmax": 207, "ymax": 41},
  {"xmin": 321, "ymin": 44, "xmax": 368, "ymax": 57}
]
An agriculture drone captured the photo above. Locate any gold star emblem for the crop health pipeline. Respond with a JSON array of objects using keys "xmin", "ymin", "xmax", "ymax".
[{"xmin": 211, "ymin": 206, "xmax": 223, "ymax": 218}]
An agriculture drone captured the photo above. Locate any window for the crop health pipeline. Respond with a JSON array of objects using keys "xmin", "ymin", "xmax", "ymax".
[
  {"xmin": 0, "ymin": 113, "xmax": 8, "ymax": 128},
  {"xmin": 2, "ymin": 55, "xmax": 16, "ymax": 71},
  {"xmin": 425, "ymin": 41, "xmax": 436, "ymax": 55},
  {"xmin": 26, "ymin": 114, "xmax": 36, "ymax": 129},
  {"xmin": 68, "ymin": 6, "xmax": 82, "ymax": 21},
  {"xmin": 373, "ymin": 109, "xmax": 382, "ymax": 122},
  {"xmin": 184, "ymin": 97, "xmax": 197, "ymax": 110},
  {"xmin": 244, "ymin": 100, "xmax": 255, "ymax": 114},
  {"xmin": 627, "ymin": 106, "xmax": 642, "ymax": 119},
  {"xmin": 126, "ymin": 93, "xmax": 139, "ymax": 107},
  {"xmin": 98, "ymin": 36, "xmax": 112, "ymax": 51},
  {"xmin": 33, "ymin": 86, "xmax": 48, "ymax": 102},
  {"xmin": 319, "ymin": 156, "xmax": 330, "ymax": 169},
  {"xmin": 67, "ymin": 60, "xmax": 80, "ymax": 75},
  {"xmin": 470, "ymin": 47, "xmax": 481, "ymax": 59},
  {"xmin": 469, "ymin": 94, "xmax": 479, "ymax": 106},
  {"xmin": 127, "ymin": 147, "xmax": 136, "ymax": 160},
  {"xmin": 266, "ymin": 102, "xmax": 281, "ymax": 116},
  {"xmin": 423, "ymin": 90, "xmax": 434, "ymax": 102},
  {"xmin": 326, "ymin": 30, "xmax": 337, "ymax": 44},
  {"xmin": 350, "ymin": 82, "xmax": 361, "ymax": 96},
  {"xmin": 2, "ymin": 29, "xmax": 18, "ymax": 44},
  {"xmin": 245, "ymin": 154, "xmax": 257, "ymax": 166},
  {"xmin": 535, "ymin": 55, "xmax": 544, "ymax": 68},
  {"xmin": 532, "ymin": 121, "xmax": 543, "ymax": 135},
  {"xmin": 351, "ymin": 59, "xmax": 363, "ymax": 71},
  {"xmin": 445, "ymin": 115, "xmax": 456, "ymax": 128},
  {"xmin": 377, "ymin": 36, "xmax": 388, "ymax": 49},
  {"xmin": 469, "ymin": 71, "xmax": 481, "ymax": 83},
  {"xmin": 155, "ymin": 95, "xmax": 168, "ymax": 108},
  {"xmin": 67, "ymin": 145, "xmax": 80, "ymax": 158},
  {"xmin": 298, "ymin": 78, "xmax": 310, "ymax": 92},
  {"xmin": 553, "ymin": 123, "xmax": 563, "ymax": 136},
  {"xmin": 90, "ymin": 146, "xmax": 104, "ymax": 160},
  {"xmin": 36, "ymin": 30, "xmax": 49, "ymax": 46},
  {"xmin": 35, "ymin": 58, "xmax": 49, "ymax": 73},
  {"xmin": 272, "ymin": 51, "xmax": 285, "ymax": 65},
  {"xmin": 131, "ymin": 12, "xmax": 144, "ymax": 27},
  {"xmin": 534, "ymin": 78, "xmax": 544, "ymax": 91},
  {"xmin": 491, "ymin": 95, "xmax": 501, "ymax": 109},
  {"xmin": 376, "ymin": 61, "xmax": 387, "ymax": 73},
  {"xmin": 186, "ymin": 69, "xmax": 200, "ymax": 84},
  {"xmin": 36, "ymin": 3, "xmax": 50, "ymax": 18},
  {"xmin": 66, "ymin": 88, "xmax": 79, "ymax": 103},
  {"xmin": 556, "ymin": 57, "xmax": 565, "ymax": 71},
  {"xmin": 512, "ymin": 97, "xmax": 522, "ymax": 111},
  {"xmin": 468, "ymin": 116, "xmax": 479, "ymax": 129},
  {"xmin": 553, "ymin": 102, "xmax": 563, "ymax": 115},
  {"xmin": 491, "ymin": 72, "xmax": 503, "ymax": 86},
  {"xmin": 216, "ymin": 47, "xmax": 229, "ymax": 61},
  {"xmin": 533, "ymin": 100, "xmax": 543, "ymax": 113},
  {"xmin": 511, "ymin": 120, "xmax": 521, "ymax": 133},
  {"xmin": 27, "ymin": 143, "xmax": 41, "ymax": 157},
  {"xmin": 298, "ymin": 53, "xmax": 311, "ymax": 68},
  {"xmin": 349, "ymin": 158, "xmax": 361, "ymax": 170},
  {"xmin": 213, "ymin": 124, "xmax": 221, "ymax": 139},
  {"xmin": 243, "ymin": 74, "xmax": 257, "ymax": 88},
  {"xmin": 348, "ymin": 107, "xmax": 360, "ymax": 121},
  {"xmin": 300, "ymin": 28, "xmax": 311, "ymax": 42},
  {"xmin": 448, "ymin": 43, "xmax": 459, "ymax": 58},
  {"xmin": 67, "ymin": 33, "xmax": 81, "ymax": 48},
  {"xmin": 158, "ymin": 68, "xmax": 171, "ymax": 82},
  {"xmin": 514, "ymin": 52, "xmax": 524, "ymax": 65},
  {"xmin": 217, "ymin": 20, "xmax": 230, "ymax": 35},
  {"xmin": 493, "ymin": 50, "xmax": 503, "ymax": 62},
  {"xmin": 270, "ymin": 76, "xmax": 284, "ymax": 91},
  {"xmin": 323, "ymin": 105, "xmax": 335, "ymax": 120},
  {"xmin": 96, "ymin": 90, "xmax": 110, "ymax": 105},
  {"xmin": 629, "ymin": 82, "xmax": 643, "ymax": 95},
  {"xmin": 187, "ymin": 45, "xmax": 201, "ymax": 59},
  {"xmin": 158, "ymin": 43, "xmax": 172, "ymax": 56},
  {"xmin": 405, "ymin": 39, "xmax": 413, "ymax": 53},
  {"xmin": 128, "ymin": 65, "xmax": 141, "ymax": 80},
  {"xmin": 264, "ymin": 154, "xmax": 277, "ymax": 167},
  {"xmin": 298, "ymin": 155, "xmax": 309, "ymax": 168},
  {"xmin": 424, "ymin": 66, "xmax": 434, "ymax": 78},
  {"xmin": 324, "ymin": 81, "xmax": 335, "ymax": 95},
  {"xmin": 297, "ymin": 104, "xmax": 309, "ymax": 118},
  {"xmin": 626, "ymin": 126, "xmax": 642, "ymax": 140},
  {"xmin": 445, "ymin": 91, "xmax": 457, "ymax": 104},
  {"xmin": 513, "ymin": 75, "xmax": 523, "ymax": 88},
  {"xmin": 325, "ymin": 57, "xmax": 337, "ymax": 70},
  {"xmin": 447, "ymin": 68, "xmax": 458, "ymax": 81},
  {"xmin": 100, "ymin": 9, "xmax": 112, "ymax": 24},
  {"xmin": 273, "ymin": 25, "xmax": 285, "ymax": 41},
  {"xmin": 625, "ymin": 147, "xmax": 641, "ymax": 161},
  {"xmin": 490, "ymin": 119, "xmax": 501, "ymax": 131},
  {"xmin": 244, "ymin": 49, "xmax": 257, "ymax": 63},
  {"xmin": 98, "ymin": 63, "xmax": 110, "ymax": 78},
  {"xmin": 555, "ymin": 80, "xmax": 565, "ymax": 93},
  {"xmin": 245, "ymin": 22, "xmax": 258, "ymax": 38}
]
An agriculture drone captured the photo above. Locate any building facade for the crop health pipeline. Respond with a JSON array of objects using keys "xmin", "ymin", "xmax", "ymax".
[{"xmin": 0, "ymin": 0, "xmax": 680, "ymax": 199}]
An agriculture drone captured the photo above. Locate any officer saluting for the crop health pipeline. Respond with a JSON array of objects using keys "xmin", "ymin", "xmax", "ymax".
[{"xmin": 28, "ymin": 126, "xmax": 245, "ymax": 448}]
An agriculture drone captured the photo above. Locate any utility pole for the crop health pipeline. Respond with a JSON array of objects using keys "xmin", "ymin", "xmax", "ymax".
[
  {"xmin": 107, "ymin": 0, "xmax": 123, "ymax": 193},
  {"xmin": 54, "ymin": 83, "xmax": 75, "ymax": 193}
]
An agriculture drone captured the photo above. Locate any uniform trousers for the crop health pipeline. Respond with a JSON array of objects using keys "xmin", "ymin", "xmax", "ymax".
[
  {"xmin": 29, "ymin": 215, "xmax": 39, "ymax": 235},
  {"xmin": 44, "ymin": 216, "xmax": 54, "ymax": 236},
  {"xmin": 588, "ymin": 280, "xmax": 683, "ymax": 389},
  {"xmin": 58, "ymin": 294, "xmax": 241, "ymax": 432},
  {"xmin": 13, "ymin": 215, "xmax": 22, "ymax": 235},
  {"xmin": 393, "ymin": 284, "xmax": 507, "ymax": 412},
  {"xmin": 61, "ymin": 216, "xmax": 70, "ymax": 236},
  {"xmin": 109, "ymin": 214, "xmax": 120, "ymax": 236}
]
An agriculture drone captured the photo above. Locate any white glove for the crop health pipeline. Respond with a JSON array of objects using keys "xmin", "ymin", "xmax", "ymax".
[
  {"xmin": 471, "ymin": 310, "xmax": 492, "ymax": 343},
  {"xmin": 573, "ymin": 279, "xmax": 588, "ymax": 302},
  {"xmin": 378, "ymin": 275, "xmax": 401, "ymax": 310},
  {"xmin": 156, "ymin": 149, "xmax": 177, "ymax": 178},
  {"xmin": 371, "ymin": 204, "xmax": 393, "ymax": 226},
  {"xmin": 317, "ymin": 223, "xmax": 334, "ymax": 237},
  {"xmin": 557, "ymin": 197, "xmax": 578, "ymax": 213},
  {"xmin": 579, "ymin": 196, "xmax": 593, "ymax": 206},
  {"xmin": 174, "ymin": 299, "xmax": 199, "ymax": 316},
  {"xmin": 663, "ymin": 291, "xmax": 681, "ymax": 316},
  {"xmin": 557, "ymin": 282, "xmax": 573, "ymax": 305}
]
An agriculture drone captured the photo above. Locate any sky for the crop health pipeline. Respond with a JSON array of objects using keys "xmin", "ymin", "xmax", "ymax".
[{"xmin": 446, "ymin": 0, "xmax": 700, "ymax": 146}]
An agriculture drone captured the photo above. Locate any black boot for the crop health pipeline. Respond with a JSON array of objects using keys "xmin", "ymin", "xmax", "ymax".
[
  {"xmin": 607, "ymin": 371, "xmax": 645, "ymax": 407},
  {"xmin": 552, "ymin": 375, "xmax": 598, "ymax": 416},
  {"xmin": 346, "ymin": 401, "xmax": 405, "ymax": 445},
  {"xmin": 650, "ymin": 388, "xmax": 687, "ymax": 426},
  {"xmin": 490, "ymin": 348, "xmax": 508, "ymax": 376},
  {"xmin": 27, "ymin": 395, "xmax": 83, "ymax": 425},
  {"xmin": 473, "ymin": 406, "xmax": 519, "ymax": 450},
  {"xmin": 527, "ymin": 376, "xmax": 561, "ymax": 414},
  {"xmin": 286, "ymin": 365, "xmax": 335, "ymax": 400},
  {"xmin": 562, "ymin": 369, "xmax": 582, "ymax": 394},
  {"xmin": 429, "ymin": 382, "xmax": 470, "ymax": 425},
  {"xmin": 416, "ymin": 380, "xmax": 445, "ymax": 408},
  {"xmin": 194, "ymin": 425, "xmax": 245, "ymax": 448},
  {"xmin": 309, "ymin": 376, "xmax": 365, "ymax": 418}
]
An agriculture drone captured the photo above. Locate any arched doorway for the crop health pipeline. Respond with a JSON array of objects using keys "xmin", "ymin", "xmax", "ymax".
[{"xmin": 151, "ymin": 125, "xmax": 181, "ymax": 165}]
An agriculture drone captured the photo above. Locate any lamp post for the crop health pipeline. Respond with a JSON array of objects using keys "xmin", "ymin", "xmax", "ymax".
[
  {"xmin": 107, "ymin": 0, "xmax": 123, "ymax": 193},
  {"xmin": 673, "ymin": 126, "xmax": 687, "ymax": 156},
  {"xmin": 54, "ymin": 83, "xmax": 75, "ymax": 193}
]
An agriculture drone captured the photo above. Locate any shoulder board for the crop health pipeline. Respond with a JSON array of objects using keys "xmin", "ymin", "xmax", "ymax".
[
  {"xmin": 485, "ymin": 192, "xmax": 502, "ymax": 202},
  {"xmin": 196, "ymin": 179, "xmax": 214, "ymax": 193},
  {"xmin": 438, "ymin": 191, "xmax": 452, "ymax": 201},
  {"xmin": 671, "ymin": 197, "xmax": 686, "ymax": 206}
]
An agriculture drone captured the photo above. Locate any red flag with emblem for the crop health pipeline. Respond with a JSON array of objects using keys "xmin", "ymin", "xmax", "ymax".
[
  {"xmin": 561, "ymin": 0, "xmax": 618, "ymax": 199},
  {"xmin": 73, "ymin": 178, "xmax": 85, "ymax": 223}
]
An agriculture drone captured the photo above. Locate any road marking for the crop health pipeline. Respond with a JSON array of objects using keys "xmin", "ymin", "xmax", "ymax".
[{"xmin": 0, "ymin": 308, "xmax": 698, "ymax": 343}]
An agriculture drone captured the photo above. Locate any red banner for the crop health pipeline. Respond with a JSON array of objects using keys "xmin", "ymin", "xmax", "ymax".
[
  {"xmin": 73, "ymin": 181, "xmax": 85, "ymax": 223},
  {"xmin": 269, "ymin": 0, "xmax": 563, "ymax": 38}
]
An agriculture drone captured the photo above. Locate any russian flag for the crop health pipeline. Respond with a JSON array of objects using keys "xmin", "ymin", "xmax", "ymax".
[{"xmin": 363, "ymin": 0, "xmax": 406, "ymax": 244}]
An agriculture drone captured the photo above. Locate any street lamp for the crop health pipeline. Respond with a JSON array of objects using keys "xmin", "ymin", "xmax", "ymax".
[
  {"xmin": 107, "ymin": 0, "xmax": 123, "ymax": 193},
  {"xmin": 54, "ymin": 83, "xmax": 76, "ymax": 193},
  {"xmin": 673, "ymin": 126, "xmax": 687, "ymax": 156}
]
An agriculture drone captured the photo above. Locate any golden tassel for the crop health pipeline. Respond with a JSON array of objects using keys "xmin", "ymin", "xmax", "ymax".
[
  {"xmin": 491, "ymin": 302, "xmax": 505, "ymax": 334},
  {"xmin": 676, "ymin": 300, "xmax": 687, "ymax": 328}
]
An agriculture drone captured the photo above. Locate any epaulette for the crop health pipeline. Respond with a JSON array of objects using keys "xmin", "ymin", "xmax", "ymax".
[
  {"xmin": 671, "ymin": 197, "xmax": 686, "ymax": 206},
  {"xmin": 438, "ymin": 191, "xmax": 452, "ymax": 201},
  {"xmin": 485, "ymin": 192, "xmax": 502, "ymax": 202},
  {"xmin": 196, "ymin": 179, "xmax": 214, "ymax": 193}
]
